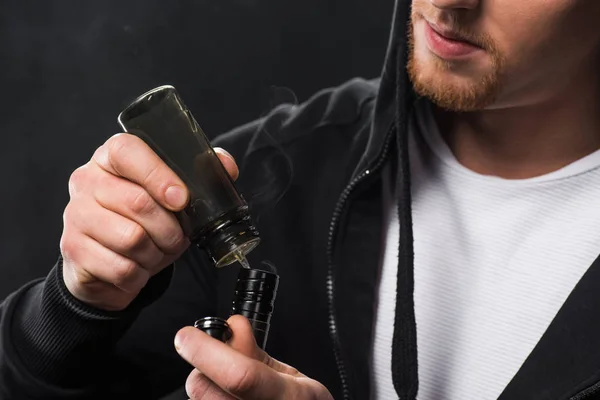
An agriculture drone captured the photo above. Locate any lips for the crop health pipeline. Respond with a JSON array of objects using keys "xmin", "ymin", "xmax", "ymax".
[
  {"xmin": 422, "ymin": 20, "xmax": 483, "ymax": 60},
  {"xmin": 429, "ymin": 22, "xmax": 476, "ymax": 44}
]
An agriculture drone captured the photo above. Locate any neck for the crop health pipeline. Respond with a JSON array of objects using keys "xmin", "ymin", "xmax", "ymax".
[{"xmin": 437, "ymin": 69, "xmax": 600, "ymax": 180}]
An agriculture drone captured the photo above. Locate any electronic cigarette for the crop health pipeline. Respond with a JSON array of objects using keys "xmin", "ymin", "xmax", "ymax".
[{"xmin": 195, "ymin": 266, "xmax": 279, "ymax": 350}]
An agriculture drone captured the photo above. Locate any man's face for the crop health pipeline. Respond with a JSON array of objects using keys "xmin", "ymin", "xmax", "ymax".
[{"xmin": 408, "ymin": 0, "xmax": 600, "ymax": 111}]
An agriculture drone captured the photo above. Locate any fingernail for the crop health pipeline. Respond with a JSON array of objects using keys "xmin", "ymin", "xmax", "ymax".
[
  {"xmin": 165, "ymin": 185, "xmax": 187, "ymax": 209},
  {"xmin": 214, "ymin": 147, "xmax": 234, "ymax": 161},
  {"xmin": 174, "ymin": 332, "xmax": 184, "ymax": 353}
]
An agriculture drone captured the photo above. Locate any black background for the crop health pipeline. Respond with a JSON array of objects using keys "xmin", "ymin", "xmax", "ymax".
[{"xmin": 0, "ymin": 0, "xmax": 393, "ymax": 297}]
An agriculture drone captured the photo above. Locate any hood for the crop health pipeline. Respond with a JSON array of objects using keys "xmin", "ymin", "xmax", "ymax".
[{"xmin": 356, "ymin": 0, "xmax": 414, "ymax": 176}]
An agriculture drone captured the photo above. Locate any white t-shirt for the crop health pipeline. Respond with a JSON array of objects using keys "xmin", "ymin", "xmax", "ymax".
[{"xmin": 371, "ymin": 99, "xmax": 600, "ymax": 399}]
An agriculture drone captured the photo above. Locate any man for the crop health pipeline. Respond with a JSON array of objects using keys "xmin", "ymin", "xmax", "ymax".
[{"xmin": 1, "ymin": 0, "xmax": 599, "ymax": 398}]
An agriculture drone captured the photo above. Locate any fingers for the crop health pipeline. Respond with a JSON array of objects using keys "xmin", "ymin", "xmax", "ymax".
[
  {"xmin": 227, "ymin": 315, "xmax": 304, "ymax": 377},
  {"xmin": 61, "ymin": 229, "xmax": 150, "ymax": 293},
  {"xmin": 214, "ymin": 148, "xmax": 239, "ymax": 181},
  {"xmin": 91, "ymin": 134, "xmax": 240, "ymax": 212},
  {"xmin": 177, "ymin": 317, "xmax": 334, "ymax": 400},
  {"xmin": 92, "ymin": 134, "xmax": 190, "ymax": 211},
  {"xmin": 91, "ymin": 171, "xmax": 188, "ymax": 256},
  {"xmin": 185, "ymin": 369, "xmax": 235, "ymax": 400},
  {"xmin": 175, "ymin": 326, "xmax": 287, "ymax": 400},
  {"xmin": 65, "ymin": 198, "xmax": 165, "ymax": 271},
  {"xmin": 62, "ymin": 262, "xmax": 140, "ymax": 312},
  {"xmin": 183, "ymin": 317, "xmax": 279, "ymax": 400},
  {"xmin": 61, "ymin": 133, "xmax": 239, "ymax": 312},
  {"xmin": 289, "ymin": 377, "xmax": 335, "ymax": 400},
  {"xmin": 226, "ymin": 315, "xmax": 261, "ymax": 359}
]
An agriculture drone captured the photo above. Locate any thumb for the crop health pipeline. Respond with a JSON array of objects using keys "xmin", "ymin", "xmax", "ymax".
[
  {"xmin": 226, "ymin": 315, "xmax": 305, "ymax": 377},
  {"xmin": 226, "ymin": 315, "xmax": 261, "ymax": 359},
  {"xmin": 214, "ymin": 147, "xmax": 239, "ymax": 181}
]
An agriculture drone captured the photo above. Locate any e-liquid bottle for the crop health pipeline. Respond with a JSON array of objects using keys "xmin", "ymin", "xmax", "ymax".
[{"xmin": 118, "ymin": 85, "xmax": 260, "ymax": 267}]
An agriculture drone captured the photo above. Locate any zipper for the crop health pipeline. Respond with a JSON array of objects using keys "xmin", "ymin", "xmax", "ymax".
[
  {"xmin": 326, "ymin": 124, "xmax": 396, "ymax": 399},
  {"xmin": 570, "ymin": 381, "xmax": 600, "ymax": 400}
]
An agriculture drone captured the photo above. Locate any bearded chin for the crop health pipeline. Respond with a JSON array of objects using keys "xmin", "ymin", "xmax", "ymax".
[{"xmin": 406, "ymin": 25, "xmax": 502, "ymax": 112}]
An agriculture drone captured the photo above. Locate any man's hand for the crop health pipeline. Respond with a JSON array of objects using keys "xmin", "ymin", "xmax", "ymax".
[
  {"xmin": 175, "ymin": 315, "xmax": 334, "ymax": 400},
  {"xmin": 61, "ymin": 133, "xmax": 239, "ymax": 311}
]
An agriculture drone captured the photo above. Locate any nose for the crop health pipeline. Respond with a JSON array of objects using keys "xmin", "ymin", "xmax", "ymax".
[{"xmin": 429, "ymin": 0, "xmax": 479, "ymax": 10}]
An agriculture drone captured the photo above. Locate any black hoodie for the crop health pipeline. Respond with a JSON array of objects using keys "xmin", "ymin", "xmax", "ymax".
[{"xmin": 3, "ymin": 0, "xmax": 600, "ymax": 399}]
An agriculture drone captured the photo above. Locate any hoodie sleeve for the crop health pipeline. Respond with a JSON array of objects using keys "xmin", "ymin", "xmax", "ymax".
[{"xmin": 0, "ymin": 258, "xmax": 173, "ymax": 399}]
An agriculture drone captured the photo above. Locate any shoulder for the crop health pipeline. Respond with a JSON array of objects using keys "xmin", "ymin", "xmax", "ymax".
[
  {"xmin": 212, "ymin": 77, "xmax": 380, "ymax": 213},
  {"xmin": 213, "ymin": 77, "xmax": 380, "ymax": 159}
]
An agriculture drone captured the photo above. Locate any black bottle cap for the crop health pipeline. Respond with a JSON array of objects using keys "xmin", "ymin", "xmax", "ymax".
[{"xmin": 194, "ymin": 317, "xmax": 232, "ymax": 343}]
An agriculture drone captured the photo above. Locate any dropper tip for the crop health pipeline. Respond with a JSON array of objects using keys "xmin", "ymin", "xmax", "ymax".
[{"xmin": 234, "ymin": 252, "xmax": 251, "ymax": 269}]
